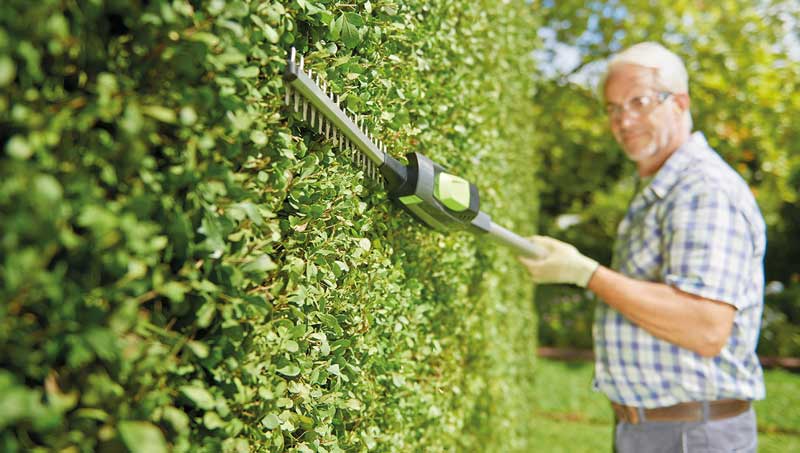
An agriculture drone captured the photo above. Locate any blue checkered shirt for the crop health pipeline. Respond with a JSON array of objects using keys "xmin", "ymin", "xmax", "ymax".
[{"xmin": 593, "ymin": 132, "xmax": 766, "ymax": 408}]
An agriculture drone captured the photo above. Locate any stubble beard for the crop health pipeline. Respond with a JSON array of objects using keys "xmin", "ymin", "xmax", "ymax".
[{"xmin": 623, "ymin": 127, "xmax": 671, "ymax": 163}]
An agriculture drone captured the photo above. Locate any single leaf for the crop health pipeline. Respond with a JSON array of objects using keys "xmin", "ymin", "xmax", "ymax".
[
  {"xmin": 242, "ymin": 255, "xmax": 278, "ymax": 274},
  {"xmin": 283, "ymin": 340, "xmax": 299, "ymax": 353},
  {"xmin": 0, "ymin": 56, "xmax": 16, "ymax": 87},
  {"xmin": 118, "ymin": 421, "xmax": 168, "ymax": 453},
  {"xmin": 6, "ymin": 135, "xmax": 32, "ymax": 160},
  {"xmin": 186, "ymin": 340, "xmax": 209, "ymax": 359},
  {"xmin": 315, "ymin": 312, "xmax": 343, "ymax": 337},
  {"xmin": 235, "ymin": 66, "xmax": 260, "ymax": 78},
  {"xmin": 262, "ymin": 413, "xmax": 280, "ymax": 429},
  {"xmin": 263, "ymin": 24, "xmax": 280, "ymax": 43},
  {"xmin": 341, "ymin": 16, "xmax": 361, "ymax": 48},
  {"xmin": 330, "ymin": 15, "xmax": 344, "ymax": 40},
  {"xmin": 179, "ymin": 385, "xmax": 215, "ymax": 410},
  {"xmin": 277, "ymin": 364, "xmax": 300, "ymax": 377},
  {"xmin": 159, "ymin": 281, "xmax": 188, "ymax": 302},
  {"xmin": 203, "ymin": 411, "xmax": 225, "ymax": 430},
  {"xmin": 141, "ymin": 105, "xmax": 176, "ymax": 124}
]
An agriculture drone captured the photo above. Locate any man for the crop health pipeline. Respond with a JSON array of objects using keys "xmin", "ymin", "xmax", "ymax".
[{"xmin": 520, "ymin": 42, "xmax": 766, "ymax": 452}]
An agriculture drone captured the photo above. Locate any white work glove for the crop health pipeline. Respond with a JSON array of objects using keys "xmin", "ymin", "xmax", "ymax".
[{"xmin": 518, "ymin": 236, "xmax": 599, "ymax": 287}]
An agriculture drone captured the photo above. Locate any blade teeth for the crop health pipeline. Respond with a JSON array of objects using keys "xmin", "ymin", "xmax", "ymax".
[
  {"xmin": 291, "ymin": 49, "xmax": 383, "ymax": 178},
  {"xmin": 368, "ymin": 161, "xmax": 377, "ymax": 181}
]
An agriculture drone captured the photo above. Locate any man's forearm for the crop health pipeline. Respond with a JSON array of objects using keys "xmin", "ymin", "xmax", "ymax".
[{"xmin": 586, "ymin": 266, "xmax": 736, "ymax": 357}]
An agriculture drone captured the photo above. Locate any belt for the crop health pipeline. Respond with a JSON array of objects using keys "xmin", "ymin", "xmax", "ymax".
[{"xmin": 611, "ymin": 399, "xmax": 751, "ymax": 425}]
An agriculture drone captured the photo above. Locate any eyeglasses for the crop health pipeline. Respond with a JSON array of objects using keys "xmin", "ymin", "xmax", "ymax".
[{"xmin": 605, "ymin": 92, "xmax": 672, "ymax": 120}]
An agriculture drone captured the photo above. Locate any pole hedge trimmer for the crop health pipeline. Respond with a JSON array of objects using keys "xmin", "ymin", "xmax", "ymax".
[{"xmin": 283, "ymin": 48, "xmax": 545, "ymax": 259}]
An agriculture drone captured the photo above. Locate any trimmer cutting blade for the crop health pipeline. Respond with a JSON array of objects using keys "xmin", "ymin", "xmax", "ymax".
[{"xmin": 282, "ymin": 47, "xmax": 545, "ymax": 259}]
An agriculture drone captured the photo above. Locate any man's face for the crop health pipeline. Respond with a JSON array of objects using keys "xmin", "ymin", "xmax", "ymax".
[{"xmin": 604, "ymin": 64, "xmax": 679, "ymax": 163}]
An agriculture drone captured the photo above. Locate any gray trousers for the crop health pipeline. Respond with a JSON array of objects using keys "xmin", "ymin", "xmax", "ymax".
[{"xmin": 614, "ymin": 407, "xmax": 757, "ymax": 453}]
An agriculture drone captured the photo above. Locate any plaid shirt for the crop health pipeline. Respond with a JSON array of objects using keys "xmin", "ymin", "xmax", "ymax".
[{"xmin": 593, "ymin": 132, "xmax": 766, "ymax": 408}]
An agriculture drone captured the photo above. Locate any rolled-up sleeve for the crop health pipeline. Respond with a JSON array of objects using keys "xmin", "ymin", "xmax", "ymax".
[{"xmin": 663, "ymin": 187, "xmax": 754, "ymax": 309}]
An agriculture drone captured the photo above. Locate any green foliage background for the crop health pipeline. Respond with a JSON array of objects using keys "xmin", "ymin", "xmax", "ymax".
[{"xmin": 0, "ymin": 0, "xmax": 542, "ymax": 452}]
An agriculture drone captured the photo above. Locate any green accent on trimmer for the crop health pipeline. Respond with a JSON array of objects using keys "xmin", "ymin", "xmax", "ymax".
[
  {"xmin": 399, "ymin": 194, "xmax": 423, "ymax": 205},
  {"xmin": 434, "ymin": 172, "xmax": 471, "ymax": 211}
]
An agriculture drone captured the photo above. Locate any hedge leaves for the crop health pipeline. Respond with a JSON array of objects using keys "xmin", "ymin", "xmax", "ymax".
[{"xmin": 1, "ymin": 0, "xmax": 542, "ymax": 451}]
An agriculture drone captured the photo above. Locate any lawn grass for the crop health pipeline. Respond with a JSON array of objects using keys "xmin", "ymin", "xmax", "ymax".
[{"xmin": 530, "ymin": 358, "xmax": 800, "ymax": 452}]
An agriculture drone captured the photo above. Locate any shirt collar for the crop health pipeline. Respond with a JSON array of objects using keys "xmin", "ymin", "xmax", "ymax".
[{"xmin": 642, "ymin": 131, "xmax": 707, "ymax": 200}]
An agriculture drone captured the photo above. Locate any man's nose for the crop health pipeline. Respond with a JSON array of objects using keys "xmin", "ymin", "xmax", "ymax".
[{"xmin": 618, "ymin": 109, "xmax": 638, "ymax": 128}]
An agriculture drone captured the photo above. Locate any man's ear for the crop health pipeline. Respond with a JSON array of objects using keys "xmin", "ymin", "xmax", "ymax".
[{"xmin": 673, "ymin": 92, "xmax": 690, "ymax": 112}]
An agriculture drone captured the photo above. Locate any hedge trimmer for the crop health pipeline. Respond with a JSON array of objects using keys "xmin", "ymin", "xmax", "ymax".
[{"xmin": 283, "ymin": 48, "xmax": 545, "ymax": 258}]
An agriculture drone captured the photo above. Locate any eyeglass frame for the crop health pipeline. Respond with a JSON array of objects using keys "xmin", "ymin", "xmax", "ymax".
[{"xmin": 605, "ymin": 91, "xmax": 673, "ymax": 120}]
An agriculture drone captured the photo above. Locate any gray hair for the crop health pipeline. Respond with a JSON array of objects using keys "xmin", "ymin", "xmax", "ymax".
[{"xmin": 602, "ymin": 42, "xmax": 692, "ymax": 130}]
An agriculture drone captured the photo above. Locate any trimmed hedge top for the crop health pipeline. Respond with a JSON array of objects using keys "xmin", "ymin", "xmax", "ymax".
[{"xmin": 1, "ymin": 1, "xmax": 542, "ymax": 451}]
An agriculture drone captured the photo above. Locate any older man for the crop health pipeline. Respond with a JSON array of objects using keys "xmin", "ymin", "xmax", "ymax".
[{"xmin": 520, "ymin": 42, "xmax": 766, "ymax": 452}]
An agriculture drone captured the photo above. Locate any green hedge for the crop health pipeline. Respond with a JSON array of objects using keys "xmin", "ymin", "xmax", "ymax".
[{"xmin": 0, "ymin": 1, "xmax": 542, "ymax": 451}]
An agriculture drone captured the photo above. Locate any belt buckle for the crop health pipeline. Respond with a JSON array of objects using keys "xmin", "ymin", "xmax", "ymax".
[
  {"xmin": 626, "ymin": 406, "xmax": 640, "ymax": 424},
  {"xmin": 614, "ymin": 404, "xmax": 640, "ymax": 425}
]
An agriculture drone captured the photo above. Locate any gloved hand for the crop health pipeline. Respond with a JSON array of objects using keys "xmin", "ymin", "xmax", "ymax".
[{"xmin": 518, "ymin": 236, "xmax": 599, "ymax": 287}]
